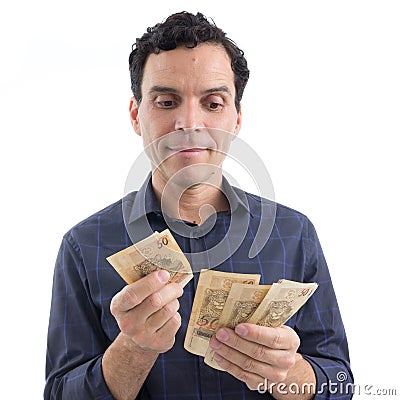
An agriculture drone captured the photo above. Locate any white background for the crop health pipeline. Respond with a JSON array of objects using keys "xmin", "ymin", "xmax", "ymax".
[{"xmin": 1, "ymin": 1, "xmax": 399, "ymax": 398}]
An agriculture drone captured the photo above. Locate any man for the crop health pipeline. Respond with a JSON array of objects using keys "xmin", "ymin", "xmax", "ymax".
[{"xmin": 45, "ymin": 12, "xmax": 353, "ymax": 400}]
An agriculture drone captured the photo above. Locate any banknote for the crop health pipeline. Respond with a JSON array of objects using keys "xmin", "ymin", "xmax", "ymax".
[
  {"xmin": 204, "ymin": 283, "xmax": 271, "ymax": 370},
  {"xmin": 247, "ymin": 280, "xmax": 318, "ymax": 327},
  {"xmin": 106, "ymin": 229, "xmax": 193, "ymax": 287},
  {"xmin": 184, "ymin": 270, "xmax": 261, "ymax": 356}
]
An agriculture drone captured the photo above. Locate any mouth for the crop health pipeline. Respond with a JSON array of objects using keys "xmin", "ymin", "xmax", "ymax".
[{"xmin": 168, "ymin": 147, "xmax": 209, "ymax": 156}]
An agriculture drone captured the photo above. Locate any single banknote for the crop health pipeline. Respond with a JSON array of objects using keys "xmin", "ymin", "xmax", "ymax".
[
  {"xmin": 106, "ymin": 229, "xmax": 193, "ymax": 287},
  {"xmin": 246, "ymin": 279, "xmax": 318, "ymax": 327}
]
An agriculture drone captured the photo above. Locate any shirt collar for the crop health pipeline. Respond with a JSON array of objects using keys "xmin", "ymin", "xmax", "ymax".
[{"xmin": 126, "ymin": 172, "xmax": 251, "ymax": 225}]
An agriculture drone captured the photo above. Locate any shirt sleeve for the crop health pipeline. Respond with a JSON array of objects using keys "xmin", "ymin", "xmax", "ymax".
[
  {"xmin": 295, "ymin": 218, "xmax": 354, "ymax": 399},
  {"xmin": 44, "ymin": 233, "xmax": 115, "ymax": 400}
]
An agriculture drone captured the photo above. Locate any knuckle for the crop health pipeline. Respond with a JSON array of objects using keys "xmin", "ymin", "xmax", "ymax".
[
  {"xmin": 231, "ymin": 333, "xmax": 241, "ymax": 347},
  {"xmin": 270, "ymin": 369, "xmax": 287, "ymax": 383},
  {"xmin": 123, "ymin": 286, "xmax": 140, "ymax": 308},
  {"xmin": 172, "ymin": 312, "xmax": 182, "ymax": 327},
  {"xmin": 221, "ymin": 345, "xmax": 232, "ymax": 359},
  {"xmin": 284, "ymin": 326, "xmax": 300, "ymax": 349},
  {"xmin": 172, "ymin": 283, "xmax": 184, "ymax": 297},
  {"xmin": 118, "ymin": 316, "xmax": 133, "ymax": 335},
  {"xmin": 282, "ymin": 353, "xmax": 296, "ymax": 369},
  {"xmin": 149, "ymin": 292, "xmax": 163, "ymax": 309},
  {"xmin": 246, "ymin": 380, "xmax": 260, "ymax": 391},
  {"xmin": 162, "ymin": 304, "xmax": 173, "ymax": 316},
  {"xmin": 237, "ymin": 369, "xmax": 250, "ymax": 383},
  {"xmin": 254, "ymin": 326, "xmax": 264, "ymax": 343},
  {"xmin": 252, "ymin": 345, "xmax": 267, "ymax": 361},
  {"xmin": 110, "ymin": 287, "xmax": 138, "ymax": 315},
  {"xmin": 164, "ymin": 336, "xmax": 176, "ymax": 351},
  {"xmin": 292, "ymin": 335, "xmax": 301, "ymax": 350},
  {"xmin": 242, "ymin": 357, "xmax": 255, "ymax": 372},
  {"xmin": 271, "ymin": 329, "xmax": 282, "ymax": 348},
  {"xmin": 161, "ymin": 304, "xmax": 177, "ymax": 321},
  {"xmin": 148, "ymin": 271, "xmax": 163, "ymax": 291},
  {"xmin": 109, "ymin": 295, "xmax": 119, "ymax": 316},
  {"xmin": 287, "ymin": 357, "xmax": 296, "ymax": 369},
  {"xmin": 165, "ymin": 299, "xmax": 180, "ymax": 314}
]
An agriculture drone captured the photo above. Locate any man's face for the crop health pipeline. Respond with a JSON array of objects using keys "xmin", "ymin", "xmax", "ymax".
[{"xmin": 129, "ymin": 44, "xmax": 242, "ymax": 188}]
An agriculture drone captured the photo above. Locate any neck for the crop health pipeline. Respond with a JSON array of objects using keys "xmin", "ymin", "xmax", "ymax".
[{"xmin": 151, "ymin": 170, "xmax": 229, "ymax": 225}]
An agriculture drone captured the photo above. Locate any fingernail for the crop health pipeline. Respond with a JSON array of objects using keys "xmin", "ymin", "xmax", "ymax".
[
  {"xmin": 216, "ymin": 329, "xmax": 228, "ymax": 342},
  {"xmin": 158, "ymin": 270, "xmax": 170, "ymax": 283},
  {"xmin": 235, "ymin": 324, "xmax": 248, "ymax": 337}
]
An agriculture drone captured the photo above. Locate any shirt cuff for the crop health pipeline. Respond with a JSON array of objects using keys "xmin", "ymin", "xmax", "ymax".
[{"xmin": 301, "ymin": 354, "xmax": 353, "ymax": 400}]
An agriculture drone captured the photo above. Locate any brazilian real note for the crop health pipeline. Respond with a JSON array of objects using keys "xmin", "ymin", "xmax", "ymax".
[
  {"xmin": 246, "ymin": 280, "xmax": 318, "ymax": 328},
  {"xmin": 184, "ymin": 270, "xmax": 261, "ymax": 357},
  {"xmin": 106, "ymin": 229, "xmax": 193, "ymax": 287},
  {"xmin": 204, "ymin": 283, "xmax": 271, "ymax": 370}
]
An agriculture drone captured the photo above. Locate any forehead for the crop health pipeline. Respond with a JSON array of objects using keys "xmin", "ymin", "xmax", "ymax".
[{"xmin": 141, "ymin": 44, "xmax": 234, "ymax": 90}]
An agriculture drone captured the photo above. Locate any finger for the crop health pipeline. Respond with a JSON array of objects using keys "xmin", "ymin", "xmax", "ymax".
[
  {"xmin": 146, "ymin": 299, "xmax": 180, "ymax": 332},
  {"xmin": 156, "ymin": 311, "xmax": 181, "ymax": 335},
  {"xmin": 113, "ymin": 282, "xmax": 183, "ymax": 336},
  {"xmin": 151, "ymin": 312, "xmax": 182, "ymax": 353},
  {"xmin": 211, "ymin": 353, "xmax": 266, "ymax": 391},
  {"xmin": 209, "ymin": 336, "xmax": 291, "ymax": 381},
  {"xmin": 133, "ymin": 282, "xmax": 183, "ymax": 324},
  {"xmin": 111, "ymin": 270, "xmax": 170, "ymax": 314},
  {"xmin": 234, "ymin": 324, "xmax": 300, "ymax": 351},
  {"xmin": 131, "ymin": 312, "xmax": 182, "ymax": 354},
  {"xmin": 212, "ymin": 327, "xmax": 296, "ymax": 367}
]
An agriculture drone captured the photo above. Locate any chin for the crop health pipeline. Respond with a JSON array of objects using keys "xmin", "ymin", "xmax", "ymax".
[{"xmin": 166, "ymin": 166, "xmax": 221, "ymax": 190}]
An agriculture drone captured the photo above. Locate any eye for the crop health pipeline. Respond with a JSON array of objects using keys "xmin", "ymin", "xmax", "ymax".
[
  {"xmin": 156, "ymin": 100, "xmax": 175, "ymax": 108},
  {"xmin": 204, "ymin": 95, "xmax": 225, "ymax": 111},
  {"xmin": 208, "ymin": 102, "xmax": 222, "ymax": 110},
  {"xmin": 154, "ymin": 95, "xmax": 177, "ymax": 109}
]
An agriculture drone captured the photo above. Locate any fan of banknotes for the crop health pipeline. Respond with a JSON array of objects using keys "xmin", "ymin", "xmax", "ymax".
[{"xmin": 107, "ymin": 229, "xmax": 318, "ymax": 371}]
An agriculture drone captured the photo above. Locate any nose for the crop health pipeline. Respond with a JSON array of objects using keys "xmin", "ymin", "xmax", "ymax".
[{"xmin": 174, "ymin": 100, "xmax": 202, "ymax": 132}]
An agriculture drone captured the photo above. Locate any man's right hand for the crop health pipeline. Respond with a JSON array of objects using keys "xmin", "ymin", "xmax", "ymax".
[{"xmin": 110, "ymin": 270, "xmax": 183, "ymax": 353}]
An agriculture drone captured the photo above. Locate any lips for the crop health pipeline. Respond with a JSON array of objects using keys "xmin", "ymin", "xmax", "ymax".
[
  {"xmin": 169, "ymin": 147, "xmax": 208, "ymax": 152},
  {"xmin": 167, "ymin": 147, "xmax": 209, "ymax": 156}
]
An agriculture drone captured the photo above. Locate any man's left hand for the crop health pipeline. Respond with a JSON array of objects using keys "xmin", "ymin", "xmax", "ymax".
[{"xmin": 209, "ymin": 323, "xmax": 300, "ymax": 390}]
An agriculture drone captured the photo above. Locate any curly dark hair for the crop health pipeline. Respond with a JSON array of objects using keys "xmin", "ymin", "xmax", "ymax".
[{"xmin": 129, "ymin": 11, "xmax": 250, "ymax": 112}]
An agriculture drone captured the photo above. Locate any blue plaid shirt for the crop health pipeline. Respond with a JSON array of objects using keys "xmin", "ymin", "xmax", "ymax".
[{"xmin": 45, "ymin": 174, "xmax": 353, "ymax": 399}]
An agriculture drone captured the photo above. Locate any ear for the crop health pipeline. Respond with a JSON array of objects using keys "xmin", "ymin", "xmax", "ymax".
[
  {"xmin": 233, "ymin": 104, "xmax": 242, "ymax": 137},
  {"xmin": 129, "ymin": 96, "xmax": 141, "ymax": 136}
]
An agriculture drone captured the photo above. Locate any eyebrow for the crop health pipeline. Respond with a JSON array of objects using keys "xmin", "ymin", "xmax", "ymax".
[
  {"xmin": 149, "ymin": 86, "xmax": 178, "ymax": 94},
  {"xmin": 201, "ymin": 86, "xmax": 232, "ymax": 96},
  {"xmin": 148, "ymin": 85, "xmax": 232, "ymax": 96}
]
